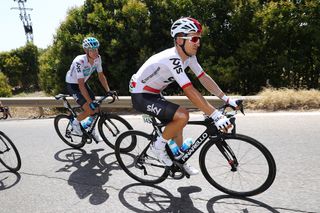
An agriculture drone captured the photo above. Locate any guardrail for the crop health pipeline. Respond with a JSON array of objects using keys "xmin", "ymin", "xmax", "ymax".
[{"xmin": 0, "ymin": 96, "xmax": 260, "ymax": 108}]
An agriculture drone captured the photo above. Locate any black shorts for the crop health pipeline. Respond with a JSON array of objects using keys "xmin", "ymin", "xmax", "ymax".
[
  {"xmin": 131, "ymin": 93, "xmax": 180, "ymax": 123},
  {"xmin": 66, "ymin": 83, "xmax": 95, "ymax": 106}
]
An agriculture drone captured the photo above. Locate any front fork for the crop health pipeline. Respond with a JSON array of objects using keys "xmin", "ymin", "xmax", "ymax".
[{"xmin": 215, "ymin": 137, "xmax": 239, "ymax": 172}]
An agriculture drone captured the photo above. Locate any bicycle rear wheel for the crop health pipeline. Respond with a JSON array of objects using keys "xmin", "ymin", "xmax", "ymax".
[
  {"xmin": 115, "ymin": 130, "xmax": 169, "ymax": 184},
  {"xmin": 0, "ymin": 132, "xmax": 21, "ymax": 172},
  {"xmin": 98, "ymin": 113, "xmax": 134, "ymax": 151},
  {"xmin": 200, "ymin": 134, "xmax": 276, "ymax": 197},
  {"xmin": 54, "ymin": 114, "xmax": 86, "ymax": 149}
]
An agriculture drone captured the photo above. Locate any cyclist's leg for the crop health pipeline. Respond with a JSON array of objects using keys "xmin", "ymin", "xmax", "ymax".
[
  {"xmin": 131, "ymin": 93, "xmax": 185, "ymax": 166},
  {"xmin": 132, "ymin": 93, "xmax": 186, "ymax": 143},
  {"xmin": 67, "ymin": 83, "xmax": 98, "ymax": 121}
]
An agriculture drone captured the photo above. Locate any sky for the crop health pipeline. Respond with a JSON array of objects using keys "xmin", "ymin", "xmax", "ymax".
[{"xmin": 0, "ymin": 0, "xmax": 85, "ymax": 52}]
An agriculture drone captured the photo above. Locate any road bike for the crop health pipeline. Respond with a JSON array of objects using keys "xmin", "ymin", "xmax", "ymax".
[
  {"xmin": 0, "ymin": 131, "xmax": 21, "ymax": 172},
  {"xmin": 115, "ymin": 100, "xmax": 276, "ymax": 197},
  {"xmin": 54, "ymin": 93, "xmax": 134, "ymax": 149}
]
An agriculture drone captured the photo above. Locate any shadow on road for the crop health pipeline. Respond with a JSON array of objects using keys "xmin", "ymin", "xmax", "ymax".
[
  {"xmin": 118, "ymin": 183, "xmax": 203, "ymax": 212},
  {"xmin": 206, "ymin": 195, "xmax": 317, "ymax": 213},
  {"xmin": 54, "ymin": 148, "xmax": 121, "ymax": 205},
  {"xmin": 118, "ymin": 183, "xmax": 299, "ymax": 213},
  {"xmin": 0, "ymin": 171, "xmax": 21, "ymax": 190}
]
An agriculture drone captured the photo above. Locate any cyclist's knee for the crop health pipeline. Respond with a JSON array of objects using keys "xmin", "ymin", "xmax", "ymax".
[{"xmin": 173, "ymin": 107, "xmax": 189, "ymax": 126}]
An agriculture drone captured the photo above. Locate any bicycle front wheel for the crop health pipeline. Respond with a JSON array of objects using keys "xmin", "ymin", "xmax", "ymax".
[
  {"xmin": 0, "ymin": 132, "xmax": 21, "ymax": 172},
  {"xmin": 98, "ymin": 113, "xmax": 134, "ymax": 150},
  {"xmin": 200, "ymin": 134, "xmax": 276, "ymax": 197},
  {"xmin": 54, "ymin": 114, "xmax": 85, "ymax": 149},
  {"xmin": 115, "ymin": 130, "xmax": 169, "ymax": 185}
]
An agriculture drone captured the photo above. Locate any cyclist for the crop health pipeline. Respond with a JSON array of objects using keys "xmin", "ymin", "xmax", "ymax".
[
  {"xmin": 129, "ymin": 17, "xmax": 238, "ymax": 175},
  {"xmin": 65, "ymin": 37, "xmax": 114, "ymax": 141}
]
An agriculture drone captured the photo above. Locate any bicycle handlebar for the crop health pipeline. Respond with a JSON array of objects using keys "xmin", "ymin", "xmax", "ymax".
[
  {"xmin": 218, "ymin": 100, "xmax": 245, "ymax": 117},
  {"xmin": 94, "ymin": 91, "xmax": 119, "ymax": 105}
]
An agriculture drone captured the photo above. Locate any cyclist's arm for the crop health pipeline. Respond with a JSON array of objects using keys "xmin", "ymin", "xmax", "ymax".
[
  {"xmin": 98, "ymin": 72, "xmax": 110, "ymax": 93},
  {"xmin": 198, "ymin": 73, "xmax": 226, "ymax": 99},
  {"xmin": 183, "ymin": 85, "xmax": 215, "ymax": 115},
  {"xmin": 78, "ymin": 78, "xmax": 92, "ymax": 104}
]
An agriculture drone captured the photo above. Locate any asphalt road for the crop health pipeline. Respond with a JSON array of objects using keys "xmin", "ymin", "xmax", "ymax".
[{"xmin": 0, "ymin": 112, "xmax": 320, "ymax": 213}]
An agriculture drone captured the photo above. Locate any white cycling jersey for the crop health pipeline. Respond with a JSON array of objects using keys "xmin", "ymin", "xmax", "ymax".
[
  {"xmin": 65, "ymin": 54, "xmax": 103, "ymax": 84},
  {"xmin": 129, "ymin": 47, "xmax": 205, "ymax": 94}
]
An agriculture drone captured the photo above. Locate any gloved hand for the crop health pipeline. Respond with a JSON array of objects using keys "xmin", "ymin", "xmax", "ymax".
[
  {"xmin": 89, "ymin": 101, "xmax": 99, "ymax": 110},
  {"xmin": 221, "ymin": 95, "xmax": 238, "ymax": 108},
  {"xmin": 106, "ymin": 90, "xmax": 118, "ymax": 101},
  {"xmin": 106, "ymin": 90, "xmax": 116, "ymax": 97},
  {"xmin": 210, "ymin": 110, "xmax": 232, "ymax": 132}
]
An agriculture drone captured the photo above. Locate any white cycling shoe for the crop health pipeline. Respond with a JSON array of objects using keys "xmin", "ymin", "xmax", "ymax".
[
  {"xmin": 149, "ymin": 144, "xmax": 173, "ymax": 166},
  {"xmin": 91, "ymin": 128, "xmax": 103, "ymax": 142},
  {"xmin": 183, "ymin": 163, "xmax": 199, "ymax": 176},
  {"xmin": 71, "ymin": 123, "xmax": 83, "ymax": 136}
]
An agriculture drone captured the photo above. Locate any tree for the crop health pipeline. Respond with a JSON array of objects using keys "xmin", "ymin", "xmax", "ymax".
[{"xmin": 0, "ymin": 72, "xmax": 12, "ymax": 97}]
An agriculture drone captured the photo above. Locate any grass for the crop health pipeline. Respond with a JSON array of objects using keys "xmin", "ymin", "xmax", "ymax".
[{"xmin": 246, "ymin": 88, "xmax": 320, "ymax": 111}]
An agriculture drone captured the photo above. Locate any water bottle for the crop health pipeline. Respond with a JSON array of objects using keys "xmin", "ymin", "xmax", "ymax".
[
  {"xmin": 81, "ymin": 117, "xmax": 93, "ymax": 129},
  {"xmin": 180, "ymin": 138, "xmax": 193, "ymax": 152},
  {"xmin": 168, "ymin": 139, "xmax": 180, "ymax": 157}
]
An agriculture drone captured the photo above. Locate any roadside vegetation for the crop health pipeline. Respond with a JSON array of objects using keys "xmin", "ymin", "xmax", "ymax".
[{"xmin": 246, "ymin": 88, "xmax": 320, "ymax": 111}]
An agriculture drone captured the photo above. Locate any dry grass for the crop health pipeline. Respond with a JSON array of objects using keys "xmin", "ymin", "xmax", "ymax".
[{"xmin": 246, "ymin": 88, "xmax": 320, "ymax": 111}]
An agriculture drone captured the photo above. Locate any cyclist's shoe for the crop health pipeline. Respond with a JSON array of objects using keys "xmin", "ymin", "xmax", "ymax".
[
  {"xmin": 183, "ymin": 163, "xmax": 199, "ymax": 176},
  {"xmin": 149, "ymin": 143, "xmax": 173, "ymax": 166},
  {"xmin": 71, "ymin": 123, "xmax": 83, "ymax": 136},
  {"xmin": 91, "ymin": 128, "xmax": 103, "ymax": 142}
]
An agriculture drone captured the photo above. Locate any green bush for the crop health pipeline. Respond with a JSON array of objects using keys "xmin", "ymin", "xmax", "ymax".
[{"xmin": 0, "ymin": 72, "xmax": 12, "ymax": 97}]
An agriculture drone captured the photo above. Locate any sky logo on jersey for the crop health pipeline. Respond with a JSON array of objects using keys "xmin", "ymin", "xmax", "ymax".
[
  {"xmin": 169, "ymin": 58, "xmax": 183, "ymax": 74},
  {"xmin": 76, "ymin": 62, "xmax": 81, "ymax": 73},
  {"xmin": 146, "ymin": 104, "xmax": 162, "ymax": 115}
]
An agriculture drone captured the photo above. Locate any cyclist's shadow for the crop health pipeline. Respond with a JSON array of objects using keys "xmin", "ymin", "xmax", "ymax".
[
  {"xmin": 54, "ymin": 148, "xmax": 119, "ymax": 205},
  {"xmin": 119, "ymin": 183, "xmax": 281, "ymax": 213},
  {"xmin": 119, "ymin": 183, "xmax": 203, "ymax": 212}
]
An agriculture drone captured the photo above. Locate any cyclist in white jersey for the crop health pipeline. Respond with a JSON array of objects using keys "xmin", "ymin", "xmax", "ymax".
[
  {"xmin": 129, "ymin": 17, "xmax": 238, "ymax": 175},
  {"xmin": 65, "ymin": 37, "xmax": 114, "ymax": 139}
]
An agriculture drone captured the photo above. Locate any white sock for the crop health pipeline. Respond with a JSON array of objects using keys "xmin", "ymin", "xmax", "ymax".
[{"xmin": 154, "ymin": 136, "xmax": 168, "ymax": 150}]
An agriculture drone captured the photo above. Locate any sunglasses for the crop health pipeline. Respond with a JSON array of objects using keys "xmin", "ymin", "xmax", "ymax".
[
  {"xmin": 178, "ymin": 36, "xmax": 201, "ymax": 43},
  {"xmin": 88, "ymin": 48, "xmax": 99, "ymax": 52}
]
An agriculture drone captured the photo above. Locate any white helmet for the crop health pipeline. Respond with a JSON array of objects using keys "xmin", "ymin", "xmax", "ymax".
[
  {"xmin": 82, "ymin": 37, "xmax": 100, "ymax": 49},
  {"xmin": 170, "ymin": 17, "xmax": 202, "ymax": 38}
]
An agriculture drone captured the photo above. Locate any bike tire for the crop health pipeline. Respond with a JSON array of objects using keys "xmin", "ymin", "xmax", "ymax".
[
  {"xmin": 98, "ymin": 113, "xmax": 135, "ymax": 151},
  {"xmin": 199, "ymin": 133, "xmax": 276, "ymax": 197},
  {"xmin": 0, "ymin": 131, "xmax": 21, "ymax": 172},
  {"xmin": 54, "ymin": 114, "xmax": 86, "ymax": 149},
  {"xmin": 115, "ymin": 130, "xmax": 169, "ymax": 185}
]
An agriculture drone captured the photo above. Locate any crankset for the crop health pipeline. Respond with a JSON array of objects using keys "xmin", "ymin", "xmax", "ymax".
[{"xmin": 169, "ymin": 161, "xmax": 190, "ymax": 179}]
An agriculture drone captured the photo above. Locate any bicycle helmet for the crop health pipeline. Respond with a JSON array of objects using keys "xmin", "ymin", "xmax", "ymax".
[
  {"xmin": 82, "ymin": 37, "xmax": 100, "ymax": 49},
  {"xmin": 170, "ymin": 17, "xmax": 202, "ymax": 38}
]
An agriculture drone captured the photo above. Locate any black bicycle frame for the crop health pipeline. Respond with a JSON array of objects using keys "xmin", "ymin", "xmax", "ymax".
[{"xmin": 176, "ymin": 120, "xmax": 219, "ymax": 164}]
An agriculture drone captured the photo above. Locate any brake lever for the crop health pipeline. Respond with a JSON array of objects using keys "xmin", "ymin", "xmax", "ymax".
[{"xmin": 236, "ymin": 100, "xmax": 245, "ymax": 115}]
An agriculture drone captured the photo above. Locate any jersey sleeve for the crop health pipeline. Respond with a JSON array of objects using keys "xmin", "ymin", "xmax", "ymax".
[
  {"xmin": 96, "ymin": 56, "xmax": 103, "ymax": 72},
  {"xmin": 188, "ymin": 56, "xmax": 205, "ymax": 79},
  {"xmin": 168, "ymin": 57, "xmax": 192, "ymax": 89}
]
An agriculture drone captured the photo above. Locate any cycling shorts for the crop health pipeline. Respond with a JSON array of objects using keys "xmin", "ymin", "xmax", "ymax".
[
  {"xmin": 66, "ymin": 83, "xmax": 95, "ymax": 106},
  {"xmin": 131, "ymin": 93, "xmax": 180, "ymax": 123}
]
